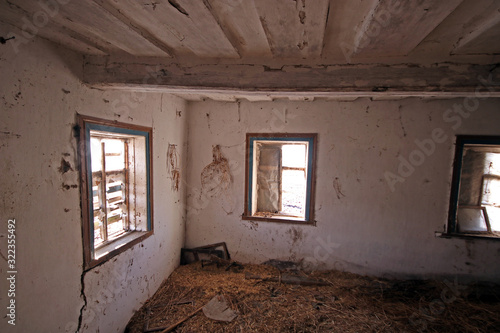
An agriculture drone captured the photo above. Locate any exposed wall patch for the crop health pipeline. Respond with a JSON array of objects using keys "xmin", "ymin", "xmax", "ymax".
[
  {"xmin": 58, "ymin": 158, "xmax": 73, "ymax": 174},
  {"xmin": 167, "ymin": 143, "xmax": 181, "ymax": 192},
  {"xmin": 201, "ymin": 145, "xmax": 231, "ymax": 198}
]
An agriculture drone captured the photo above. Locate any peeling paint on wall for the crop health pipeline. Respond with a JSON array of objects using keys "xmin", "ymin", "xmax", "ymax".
[
  {"xmin": 58, "ymin": 158, "xmax": 73, "ymax": 174},
  {"xmin": 201, "ymin": 145, "xmax": 231, "ymax": 198},
  {"xmin": 200, "ymin": 145, "xmax": 235, "ymax": 214},
  {"xmin": 167, "ymin": 143, "xmax": 180, "ymax": 192},
  {"xmin": 0, "ymin": 31, "xmax": 188, "ymax": 333}
]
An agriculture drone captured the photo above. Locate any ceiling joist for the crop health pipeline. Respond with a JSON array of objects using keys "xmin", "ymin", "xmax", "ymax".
[{"xmin": 83, "ymin": 60, "xmax": 500, "ymax": 97}]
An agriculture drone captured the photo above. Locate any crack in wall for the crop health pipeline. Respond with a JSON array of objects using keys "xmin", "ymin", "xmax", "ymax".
[
  {"xmin": 332, "ymin": 177, "xmax": 346, "ymax": 200},
  {"xmin": 398, "ymin": 105, "xmax": 407, "ymax": 137},
  {"xmin": 237, "ymin": 100, "xmax": 241, "ymax": 122},
  {"xmin": 76, "ymin": 270, "xmax": 88, "ymax": 333}
]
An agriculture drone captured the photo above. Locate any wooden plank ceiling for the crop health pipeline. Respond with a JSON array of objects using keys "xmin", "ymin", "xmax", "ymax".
[{"xmin": 1, "ymin": 0, "xmax": 499, "ymax": 98}]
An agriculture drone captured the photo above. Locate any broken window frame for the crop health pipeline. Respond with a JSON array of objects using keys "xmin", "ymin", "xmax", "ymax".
[
  {"xmin": 243, "ymin": 133, "xmax": 317, "ymax": 224},
  {"xmin": 446, "ymin": 135, "xmax": 500, "ymax": 240},
  {"xmin": 78, "ymin": 115, "xmax": 154, "ymax": 270}
]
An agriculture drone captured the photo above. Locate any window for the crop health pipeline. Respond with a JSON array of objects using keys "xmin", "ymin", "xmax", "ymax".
[
  {"xmin": 447, "ymin": 135, "xmax": 500, "ymax": 239},
  {"xmin": 243, "ymin": 133, "xmax": 317, "ymax": 224},
  {"xmin": 78, "ymin": 115, "xmax": 153, "ymax": 269}
]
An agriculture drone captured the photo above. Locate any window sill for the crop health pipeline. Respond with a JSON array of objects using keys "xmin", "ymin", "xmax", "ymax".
[
  {"xmin": 242, "ymin": 214, "xmax": 315, "ymax": 225},
  {"xmin": 86, "ymin": 230, "xmax": 152, "ymax": 270},
  {"xmin": 436, "ymin": 232, "xmax": 500, "ymax": 241}
]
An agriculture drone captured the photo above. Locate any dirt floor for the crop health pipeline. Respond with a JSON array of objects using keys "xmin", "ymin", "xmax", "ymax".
[{"xmin": 125, "ymin": 262, "xmax": 500, "ymax": 333}]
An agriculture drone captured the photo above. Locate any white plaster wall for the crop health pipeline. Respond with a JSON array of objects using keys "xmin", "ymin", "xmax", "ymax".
[
  {"xmin": 0, "ymin": 23, "xmax": 187, "ymax": 332},
  {"xmin": 185, "ymin": 98, "xmax": 500, "ymax": 282}
]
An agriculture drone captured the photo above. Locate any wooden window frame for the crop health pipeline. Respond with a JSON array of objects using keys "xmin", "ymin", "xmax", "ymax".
[
  {"xmin": 446, "ymin": 135, "xmax": 500, "ymax": 240},
  {"xmin": 78, "ymin": 115, "xmax": 154, "ymax": 270},
  {"xmin": 243, "ymin": 133, "xmax": 317, "ymax": 225}
]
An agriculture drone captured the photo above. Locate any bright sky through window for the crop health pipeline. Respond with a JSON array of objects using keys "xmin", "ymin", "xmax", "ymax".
[
  {"xmin": 282, "ymin": 144, "xmax": 306, "ymax": 167},
  {"xmin": 282, "ymin": 144, "xmax": 307, "ymax": 216}
]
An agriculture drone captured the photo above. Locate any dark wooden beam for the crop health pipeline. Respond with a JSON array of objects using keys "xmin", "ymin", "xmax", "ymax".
[{"xmin": 83, "ymin": 59, "xmax": 500, "ymax": 97}]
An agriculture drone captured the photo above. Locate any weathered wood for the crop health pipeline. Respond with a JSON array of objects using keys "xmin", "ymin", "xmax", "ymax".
[
  {"xmin": 401, "ymin": 0, "xmax": 500, "ymax": 60},
  {"xmin": 454, "ymin": 15, "xmax": 500, "ymax": 55},
  {"xmin": 205, "ymin": 0, "xmax": 272, "ymax": 58},
  {"xmin": 254, "ymin": 0, "xmax": 330, "ymax": 58},
  {"xmin": 322, "ymin": 0, "xmax": 380, "ymax": 61},
  {"xmin": 245, "ymin": 272, "xmax": 330, "ymax": 286},
  {"xmin": 92, "ymin": 0, "xmax": 174, "ymax": 57},
  {"xmin": 54, "ymin": 1, "xmax": 168, "ymax": 56},
  {"xmin": 0, "ymin": 1, "xmax": 107, "ymax": 55},
  {"xmin": 207, "ymin": 254, "xmax": 232, "ymax": 266},
  {"xmin": 95, "ymin": 0, "xmax": 238, "ymax": 58},
  {"xmin": 4, "ymin": 0, "xmax": 167, "ymax": 56},
  {"xmin": 83, "ymin": 60, "xmax": 500, "ymax": 97},
  {"xmin": 1, "ymin": 0, "xmax": 499, "ymax": 66},
  {"xmin": 352, "ymin": 0, "xmax": 463, "ymax": 58}
]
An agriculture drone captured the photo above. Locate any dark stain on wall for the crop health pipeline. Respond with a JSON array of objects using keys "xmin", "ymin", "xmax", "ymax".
[
  {"xmin": 58, "ymin": 158, "xmax": 73, "ymax": 174},
  {"xmin": 287, "ymin": 227, "xmax": 303, "ymax": 245}
]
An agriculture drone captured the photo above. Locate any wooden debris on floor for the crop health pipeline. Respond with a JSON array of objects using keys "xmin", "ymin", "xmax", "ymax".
[
  {"xmin": 245, "ymin": 272, "xmax": 330, "ymax": 286},
  {"xmin": 125, "ymin": 262, "xmax": 500, "ymax": 333},
  {"xmin": 180, "ymin": 242, "xmax": 230, "ymax": 265},
  {"xmin": 142, "ymin": 295, "xmax": 237, "ymax": 333},
  {"xmin": 181, "ymin": 242, "xmax": 242, "ymax": 272}
]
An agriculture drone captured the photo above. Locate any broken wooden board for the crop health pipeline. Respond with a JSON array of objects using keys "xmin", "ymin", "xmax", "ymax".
[
  {"xmin": 202, "ymin": 254, "xmax": 243, "ymax": 271},
  {"xmin": 181, "ymin": 241, "xmax": 231, "ymax": 265}
]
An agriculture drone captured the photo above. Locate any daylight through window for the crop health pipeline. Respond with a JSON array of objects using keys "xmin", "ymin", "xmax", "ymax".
[
  {"xmin": 78, "ymin": 115, "xmax": 153, "ymax": 269},
  {"xmin": 448, "ymin": 135, "xmax": 500, "ymax": 238},
  {"xmin": 244, "ymin": 133, "xmax": 316, "ymax": 223}
]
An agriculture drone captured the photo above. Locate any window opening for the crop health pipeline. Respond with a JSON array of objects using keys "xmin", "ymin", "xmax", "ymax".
[
  {"xmin": 78, "ymin": 115, "xmax": 153, "ymax": 269},
  {"xmin": 244, "ymin": 133, "xmax": 316, "ymax": 224},
  {"xmin": 448, "ymin": 136, "xmax": 500, "ymax": 238}
]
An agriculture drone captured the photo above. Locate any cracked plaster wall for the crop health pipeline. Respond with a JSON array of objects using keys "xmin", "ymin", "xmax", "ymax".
[
  {"xmin": 0, "ymin": 23, "xmax": 187, "ymax": 332},
  {"xmin": 185, "ymin": 98, "xmax": 500, "ymax": 282},
  {"xmin": 2, "ymin": 17, "xmax": 500, "ymax": 333}
]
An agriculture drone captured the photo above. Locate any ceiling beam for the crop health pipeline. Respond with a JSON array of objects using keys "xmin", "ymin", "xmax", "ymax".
[{"xmin": 83, "ymin": 59, "xmax": 500, "ymax": 97}]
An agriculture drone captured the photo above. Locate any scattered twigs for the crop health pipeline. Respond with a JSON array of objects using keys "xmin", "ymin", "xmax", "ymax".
[
  {"xmin": 126, "ymin": 264, "xmax": 500, "ymax": 333},
  {"xmin": 159, "ymin": 306, "xmax": 204, "ymax": 333},
  {"xmin": 245, "ymin": 272, "xmax": 330, "ymax": 286}
]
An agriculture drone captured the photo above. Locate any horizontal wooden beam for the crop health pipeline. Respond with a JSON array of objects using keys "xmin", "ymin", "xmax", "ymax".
[{"xmin": 83, "ymin": 59, "xmax": 500, "ymax": 97}]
